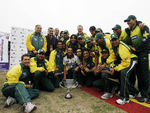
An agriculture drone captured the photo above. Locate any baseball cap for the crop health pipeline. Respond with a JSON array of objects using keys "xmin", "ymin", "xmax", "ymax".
[
  {"xmin": 124, "ymin": 15, "xmax": 136, "ymax": 22},
  {"xmin": 110, "ymin": 34, "xmax": 119, "ymax": 40},
  {"xmin": 112, "ymin": 24, "xmax": 121, "ymax": 30},
  {"xmin": 95, "ymin": 33, "xmax": 104, "ymax": 41},
  {"xmin": 38, "ymin": 49, "xmax": 45, "ymax": 54}
]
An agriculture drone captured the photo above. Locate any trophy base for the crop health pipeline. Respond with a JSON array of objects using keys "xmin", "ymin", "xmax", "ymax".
[{"xmin": 65, "ymin": 93, "xmax": 72, "ymax": 99}]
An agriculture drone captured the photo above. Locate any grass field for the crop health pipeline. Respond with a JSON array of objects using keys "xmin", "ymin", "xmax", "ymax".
[{"xmin": 0, "ymin": 71, "xmax": 126, "ymax": 113}]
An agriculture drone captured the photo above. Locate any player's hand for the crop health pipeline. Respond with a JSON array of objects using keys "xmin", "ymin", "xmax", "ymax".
[
  {"xmin": 85, "ymin": 67, "xmax": 90, "ymax": 72},
  {"xmin": 100, "ymin": 64, "xmax": 106, "ymax": 70},
  {"xmin": 26, "ymin": 85, "xmax": 32, "ymax": 88},
  {"xmin": 79, "ymin": 64, "xmax": 84, "ymax": 70},
  {"xmin": 44, "ymin": 69, "xmax": 48, "ymax": 76},
  {"xmin": 74, "ymin": 66, "xmax": 79, "ymax": 72},
  {"xmin": 110, "ymin": 68, "xmax": 115, "ymax": 75},
  {"xmin": 50, "ymin": 47, "xmax": 53, "ymax": 52},
  {"xmin": 139, "ymin": 23, "xmax": 144, "ymax": 30},
  {"xmin": 131, "ymin": 47, "xmax": 136, "ymax": 51},
  {"xmin": 54, "ymin": 67, "xmax": 59, "ymax": 73}
]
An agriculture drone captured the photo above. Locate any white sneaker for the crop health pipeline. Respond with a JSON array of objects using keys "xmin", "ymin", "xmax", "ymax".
[
  {"xmin": 24, "ymin": 102, "xmax": 37, "ymax": 113},
  {"xmin": 116, "ymin": 99, "xmax": 130, "ymax": 105},
  {"xmin": 118, "ymin": 91, "xmax": 120, "ymax": 95},
  {"xmin": 4, "ymin": 96, "xmax": 16, "ymax": 107},
  {"xmin": 137, "ymin": 92, "xmax": 142, "ymax": 98},
  {"xmin": 101, "ymin": 92, "xmax": 113, "ymax": 99},
  {"xmin": 129, "ymin": 94, "xmax": 135, "ymax": 98},
  {"xmin": 78, "ymin": 84, "xmax": 82, "ymax": 88}
]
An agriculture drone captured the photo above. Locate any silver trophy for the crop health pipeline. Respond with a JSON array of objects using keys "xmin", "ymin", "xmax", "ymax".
[{"xmin": 59, "ymin": 79, "xmax": 78, "ymax": 99}]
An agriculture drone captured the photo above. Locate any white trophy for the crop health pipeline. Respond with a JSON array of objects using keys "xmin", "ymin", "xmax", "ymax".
[{"xmin": 59, "ymin": 79, "xmax": 78, "ymax": 99}]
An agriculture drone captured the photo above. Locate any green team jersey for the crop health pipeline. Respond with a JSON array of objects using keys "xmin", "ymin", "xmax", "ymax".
[{"xmin": 125, "ymin": 24, "xmax": 150, "ymax": 54}]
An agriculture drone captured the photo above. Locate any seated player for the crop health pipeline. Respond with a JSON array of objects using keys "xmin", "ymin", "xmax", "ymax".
[
  {"xmin": 49, "ymin": 40, "xmax": 64, "ymax": 88},
  {"xmin": 93, "ymin": 49, "xmax": 115, "ymax": 91},
  {"xmin": 76, "ymin": 48, "xmax": 83, "ymax": 62},
  {"xmin": 30, "ymin": 49, "xmax": 55, "ymax": 92},
  {"xmin": 96, "ymin": 49, "xmax": 119, "ymax": 99},
  {"xmin": 79, "ymin": 49, "xmax": 96, "ymax": 87},
  {"xmin": 85, "ymin": 37, "xmax": 99, "ymax": 66},
  {"xmin": 2, "ymin": 54, "xmax": 39, "ymax": 113},
  {"xmin": 74, "ymin": 49, "xmax": 84, "ymax": 86},
  {"xmin": 63, "ymin": 48, "xmax": 80, "ymax": 80}
]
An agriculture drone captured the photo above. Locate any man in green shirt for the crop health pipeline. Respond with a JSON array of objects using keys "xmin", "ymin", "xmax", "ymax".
[
  {"xmin": 124, "ymin": 15, "xmax": 150, "ymax": 102},
  {"xmin": 30, "ymin": 49, "xmax": 55, "ymax": 92},
  {"xmin": 2, "ymin": 54, "xmax": 39, "ymax": 113},
  {"xmin": 49, "ymin": 40, "xmax": 64, "ymax": 88}
]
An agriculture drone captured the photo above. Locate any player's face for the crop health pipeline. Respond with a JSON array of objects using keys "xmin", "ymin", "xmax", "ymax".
[
  {"xmin": 78, "ymin": 38, "xmax": 84, "ymax": 45},
  {"xmin": 48, "ymin": 29, "xmax": 54, "ymax": 36},
  {"xmin": 90, "ymin": 30, "xmax": 95, "ymax": 36},
  {"xmin": 102, "ymin": 52, "xmax": 109, "ymax": 59},
  {"xmin": 111, "ymin": 39, "xmax": 119, "ymax": 47},
  {"xmin": 37, "ymin": 53, "xmax": 45, "ymax": 61},
  {"xmin": 83, "ymin": 51, "xmax": 90, "ymax": 59},
  {"xmin": 22, "ymin": 56, "xmax": 30, "ymax": 66},
  {"xmin": 76, "ymin": 49, "xmax": 82, "ymax": 57},
  {"xmin": 57, "ymin": 42, "xmax": 63, "ymax": 50},
  {"xmin": 70, "ymin": 36, "xmax": 77, "ymax": 44},
  {"xmin": 97, "ymin": 38, "xmax": 104, "ymax": 44},
  {"xmin": 87, "ymin": 41, "xmax": 93, "ymax": 47},
  {"xmin": 64, "ymin": 33, "xmax": 69, "ymax": 38},
  {"xmin": 127, "ymin": 19, "xmax": 136, "ymax": 28},
  {"xmin": 35, "ymin": 25, "xmax": 42, "ymax": 33},
  {"xmin": 78, "ymin": 27, "xmax": 83, "ymax": 34},
  {"xmin": 67, "ymin": 48, "xmax": 73, "ymax": 56},
  {"xmin": 113, "ymin": 29, "xmax": 120, "ymax": 36}
]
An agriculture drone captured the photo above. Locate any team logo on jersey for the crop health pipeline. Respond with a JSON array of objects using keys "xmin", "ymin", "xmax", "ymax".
[
  {"xmin": 142, "ymin": 38, "xmax": 147, "ymax": 42},
  {"xmin": 72, "ymin": 58, "xmax": 75, "ymax": 63},
  {"xmin": 131, "ymin": 35, "xmax": 138, "ymax": 40},
  {"xmin": 56, "ymin": 55, "xmax": 60, "ymax": 58},
  {"xmin": 34, "ymin": 38, "xmax": 37, "ymax": 41},
  {"xmin": 22, "ymin": 72, "xmax": 27, "ymax": 77}
]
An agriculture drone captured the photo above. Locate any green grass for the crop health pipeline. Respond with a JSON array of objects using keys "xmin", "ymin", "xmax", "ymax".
[{"xmin": 0, "ymin": 71, "xmax": 126, "ymax": 113}]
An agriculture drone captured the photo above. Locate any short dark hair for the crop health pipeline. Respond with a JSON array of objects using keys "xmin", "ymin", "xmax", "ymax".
[
  {"xmin": 57, "ymin": 40, "xmax": 63, "ymax": 45},
  {"xmin": 67, "ymin": 47, "xmax": 73, "ymax": 50},
  {"xmin": 48, "ymin": 27, "xmax": 53, "ymax": 31},
  {"xmin": 83, "ymin": 48, "xmax": 90, "ymax": 53},
  {"xmin": 70, "ymin": 34, "xmax": 77, "ymax": 39},
  {"xmin": 35, "ymin": 24, "xmax": 41, "ymax": 28},
  {"xmin": 89, "ymin": 26, "xmax": 96, "ymax": 31},
  {"xmin": 21, "ymin": 54, "xmax": 30, "ymax": 61},
  {"xmin": 60, "ymin": 31, "xmax": 64, "ymax": 35},
  {"xmin": 76, "ymin": 48, "xmax": 82, "ymax": 52}
]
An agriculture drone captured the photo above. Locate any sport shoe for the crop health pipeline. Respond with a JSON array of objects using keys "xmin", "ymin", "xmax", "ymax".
[
  {"xmin": 24, "ymin": 102, "xmax": 37, "ymax": 113},
  {"xmin": 118, "ymin": 91, "xmax": 120, "ymax": 95},
  {"xmin": 78, "ymin": 84, "xmax": 82, "ymax": 88},
  {"xmin": 129, "ymin": 94, "xmax": 135, "ymax": 99},
  {"xmin": 138, "ymin": 97, "xmax": 148, "ymax": 103},
  {"xmin": 137, "ymin": 92, "xmax": 142, "ymax": 98},
  {"xmin": 4, "ymin": 96, "xmax": 16, "ymax": 108},
  {"xmin": 116, "ymin": 99, "xmax": 130, "ymax": 105},
  {"xmin": 101, "ymin": 92, "xmax": 113, "ymax": 99}
]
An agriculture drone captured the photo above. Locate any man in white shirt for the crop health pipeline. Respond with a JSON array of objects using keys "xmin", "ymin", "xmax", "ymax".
[{"xmin": 63, "ymin": 48, "xmax": 80, "ymax": 80}]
